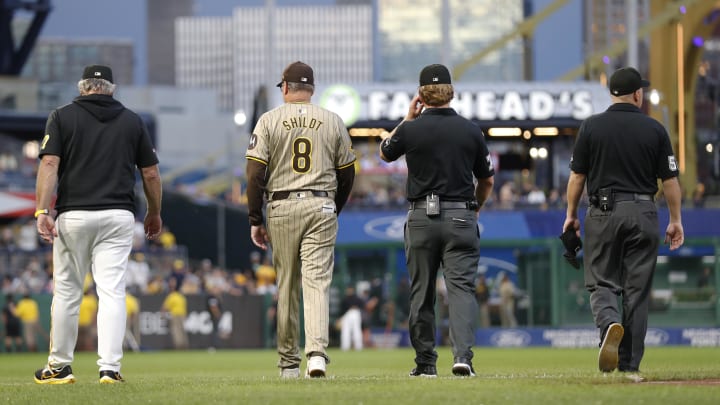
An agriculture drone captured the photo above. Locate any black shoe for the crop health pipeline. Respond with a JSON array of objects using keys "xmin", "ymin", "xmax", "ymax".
[
  {"xmin": 409, "ymin": 364, "xmax": 437, "ymax": 378},
  {"xmin": 99, "ymin": 370, "xmax": 125, "ymax": 384},
  {"xmin": 598, "ymin": 323, "xmax": 624, "ymax": 372},
  {"xmin": 34, "ymin": 365, "xmax": 75, "ymax": 384},
  {"xmin": 452, "ymin": 357, "xmax": 476, "ymax": 377}
]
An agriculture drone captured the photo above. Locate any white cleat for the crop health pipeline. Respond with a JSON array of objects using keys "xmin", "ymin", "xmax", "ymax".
[{"xmin": 305, "ymin": 356, "xmax": 326, "ymax": 378}]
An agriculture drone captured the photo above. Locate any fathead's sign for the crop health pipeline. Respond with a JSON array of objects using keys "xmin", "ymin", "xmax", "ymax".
[{"xmin": 316, "ymin": 82, "xmax": 612, "ymax": 126}]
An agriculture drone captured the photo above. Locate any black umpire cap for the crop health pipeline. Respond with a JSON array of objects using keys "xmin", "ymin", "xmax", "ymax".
[
  {"xmin": 419, "ymin": 64, "xmax": 452, "ymax": 86},
  {"xmin": 608, "ymin": 67, "xmax": 649, "ymax": 96}
]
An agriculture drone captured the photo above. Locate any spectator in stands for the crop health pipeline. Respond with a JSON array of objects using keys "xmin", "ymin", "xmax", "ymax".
[
  {"xmin": 146, "ymin": 274, "xmax": 166, "ymax": 295},
  {"xmin": 162, "ymin": 277, "xmax": 188, "ymax": 350},
  {"xmin": 254, "ymin": 255, "xmax": 277, "ymax": 295},
  {"xmin": 204, "ymin": 267, "xmax": 230, "ymax": 294},
  {"xmin": 158, "ymin": 226, "xmax": 177, "ymax": 251},
  {"xmin": 546, "ymin": 188, "xmax": 564, "ymax": 209},
  {"xmin": 20, "ymin": 258, "xmax": 46, "ymax": 294},
  {"xmin": 232, "ymin": 268, "xmax": 256, "ymax": 296},
  {"xmin": 498, "ymin": 181, "xmax": 517, "ymax": 210},
  {"xmin": 526, "ymin": 186, "xmax": 547, "ymax": 206},
  {"xmin": 0, "ymin": 226, "xmax": 17, "ymax": 250},
  {"xmin": 0, "ymin": 150, "xmax": 19, "ymax": 172},
  {"xmin": 168, "ymin": 259, "xmax": 187, "ymax": 293},
  {"xmin": 126, "ymin": 252, "xmax": 150, "ymax": 294},
  {"xmin": 16, "ymin": 217, "xmax": 38, "ymax": 252},
  {"xmin": 2, "ymin": 274, "xmax": 22, "ymax": 295},
  {"xmin": 181, "ymin": 266, "xmax": 202, "ymax": 295}
]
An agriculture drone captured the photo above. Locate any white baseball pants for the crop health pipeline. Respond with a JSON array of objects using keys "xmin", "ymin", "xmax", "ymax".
[
  {"xmin": 47, "ymin": 209, "xmax": 134, "ymax": 373},
  {"xmin": 340, "ymin": 308, "xmax": 363, "ymax": 351}
]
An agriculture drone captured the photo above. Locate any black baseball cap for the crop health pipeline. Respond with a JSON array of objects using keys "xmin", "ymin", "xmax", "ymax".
[
  {"xmin": 82, "ymin": 65, "xmax": 114, "ymax": 84},
  {"xmin": 419, "ymin": 64, "xmax": 452, "ymax": 86},
  {"xmin": 608, "ymin": 67, "xmax": 649, "ymax": 96},
  {"xmin": 276, "ymin": 61, "xmax": 314, "ymax": 87}
]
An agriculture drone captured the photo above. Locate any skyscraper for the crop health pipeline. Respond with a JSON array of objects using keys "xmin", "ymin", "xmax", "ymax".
[{"xmin": 147, "ymin": 0, "xmax": 194, "ymax": 85}]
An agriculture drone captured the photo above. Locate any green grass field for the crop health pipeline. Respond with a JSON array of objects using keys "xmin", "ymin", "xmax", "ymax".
[{"xmin": 1, "ymin": 347, "xmax": 719, "ymax": 404}]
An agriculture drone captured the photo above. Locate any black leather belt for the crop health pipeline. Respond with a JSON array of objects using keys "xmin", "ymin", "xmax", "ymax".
[
  {"xmin": 613, "ymin": 193, "xmax": 654, "ymax": 202},
  {"xmin": 410, "ymin": 201, "xmax": 474, "ymax": 210},
  {"xmin": 271, "ymin": 190, "xmax": 329, "ymax": 201}
]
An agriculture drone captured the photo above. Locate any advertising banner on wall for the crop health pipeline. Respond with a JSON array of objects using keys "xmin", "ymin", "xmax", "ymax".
[{"xmin": 137, "ymin": 294, "xmax": 265, "ymax": 350}]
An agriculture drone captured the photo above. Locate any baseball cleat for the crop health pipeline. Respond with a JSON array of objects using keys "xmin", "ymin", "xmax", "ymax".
[
  {"xmin": 598, "ymin": 323, "xmax": 624, "ymax": 372},
  {"xmin": 280, "ymin": 367, "xmax": 300, "ymax": 379},
  {"xmin": 99, "ymin": 370, "xmax": 125, "ymax": 384},
  {"xmin": 34, "ymin": 365, "xmax": 75, "ymax": 384},
  {"xmin": 305, "ymin": 355, "xmax": 326, "ymax": 378}
]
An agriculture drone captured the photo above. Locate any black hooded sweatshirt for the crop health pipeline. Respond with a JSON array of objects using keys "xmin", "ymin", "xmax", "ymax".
[{"xmin": 40, "ymin": 94, "xmax": 159, "ymax": 214}]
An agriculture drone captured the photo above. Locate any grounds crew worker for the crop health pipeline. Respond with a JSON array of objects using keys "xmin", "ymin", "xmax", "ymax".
[
  {"xmin": 562, "ymin": 67, "xmax": 684, "ymax": 377},
  {"xmin": 246, "ymin": 61, "xmax": 356, "ymax": 379},
  {"xmin": 380, "ymin": 64, "xmax": 494, "ymax": 378}
]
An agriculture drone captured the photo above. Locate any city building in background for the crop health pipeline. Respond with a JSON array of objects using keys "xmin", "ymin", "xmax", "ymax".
[
  {"xmin": 583, "ymin": 0, "xmax": 650, "ymax": 80},
  {"xmin": 147, "ymin": 0, "xmax": 194, "ymax": 86},
  {"xmin": 21, "ymin": 37, "xmax": 134, "ymax": 85},
  {"xmin": 377, "ymin": 0, "xmax": 525, "ymax": 82},
  {"xmin": 176, "ymin": 4, "xmax": 373, "ymax": 113},
  {"xmin": 175, "ymin": 17, "xmax": 235, "ymax": 111}
]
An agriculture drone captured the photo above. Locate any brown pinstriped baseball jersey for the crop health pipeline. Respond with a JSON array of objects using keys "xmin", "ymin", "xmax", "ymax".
[
  {"xmin": 246, "ymin": 102, "xmax": 355, "ymax": 194},
  {"xmin": 245, "ymin": 99, "xmax": 355, "ymax": 373}
]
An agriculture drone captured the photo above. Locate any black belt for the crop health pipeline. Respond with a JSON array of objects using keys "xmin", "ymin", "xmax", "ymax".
[
  {"xmin": 270, "ymin": 190, "xmax": 329, "ymax": 201},
  {"xmin": 410, "ymin": 201, "xmax": 474, "ymax": 210},
  {"xmin": 613, "ymin": 193, "xmax": 654, "ymax": 202}
]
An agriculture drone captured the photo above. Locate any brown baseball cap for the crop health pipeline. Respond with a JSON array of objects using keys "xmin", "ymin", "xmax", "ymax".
[
  {"xmin": 276, "ymin": 61, "xmax": 314, "ymax": 87},
  {"xmin": 82, "ymin": 64, "xmax": 114, "ymax": 84}
]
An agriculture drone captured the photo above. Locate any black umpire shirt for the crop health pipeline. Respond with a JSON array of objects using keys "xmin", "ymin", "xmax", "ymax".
[
  {"xmin": 380, "ymin": 108, "xmax": 494, "ymax": 201},
  {"xmin": 40, "ymin": 94, "xmax": 159, "ymax": 215},
  {"xmin": 570, "ymin": 103, "xmax": 678, "ymax": 195}
]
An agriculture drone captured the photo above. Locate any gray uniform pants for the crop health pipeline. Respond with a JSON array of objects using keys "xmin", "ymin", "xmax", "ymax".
[
  {"xmin": 583, "ymin": 200, "xmax": 659, "ymax": 372},
  {"xmin": 405, "ymin": 207, "xmax": 479, "ymax": 367}
]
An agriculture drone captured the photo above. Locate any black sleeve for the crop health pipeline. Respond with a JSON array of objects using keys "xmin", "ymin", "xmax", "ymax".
[
  {"xmin": 136, "ymin": 115, "xmax": 159, "ymax": 168},
  {"xmin": 656, "ymin": 125, "xmax": 679, "ymax": 180},
  {"xmin": 335, "ymin": 164, "xmax": 356, "ymax": 215},
  {"xmin": 40, "ymin": 110, "xmax": 63, "ymax": 158},
  {"xmin": 379, "ymin": 123, "xmax": 406, "ymax": 162},
  {"xmin": 472, "ymin": 129, "xmax": 495, "ymax": 179},
  {"xmin": 570, "ymin": 119, "xmax": 591, "ymax": 174},
  {"xmin": 246, "ymin": 159, "xmax": 268, "ymax": 226}
]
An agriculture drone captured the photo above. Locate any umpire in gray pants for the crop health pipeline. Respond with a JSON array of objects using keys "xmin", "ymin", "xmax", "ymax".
[
  {"xmin": 563, "ymin": 67, "xmax": 684, "ymax": 377},
  {"xmin": 380, "ymin": 64, "xmax": 494, "ymax": 378}
]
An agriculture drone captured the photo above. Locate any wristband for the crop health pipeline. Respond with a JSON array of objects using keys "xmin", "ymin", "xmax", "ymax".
[{"xmin": 34, "ymin": 209, "xmax": 49, "ymax": 218}]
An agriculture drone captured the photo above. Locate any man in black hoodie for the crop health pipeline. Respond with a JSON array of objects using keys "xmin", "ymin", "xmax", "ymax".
[{"xmin": 33, "ymin": 65, "xmax": 163, "ymax": 384}]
